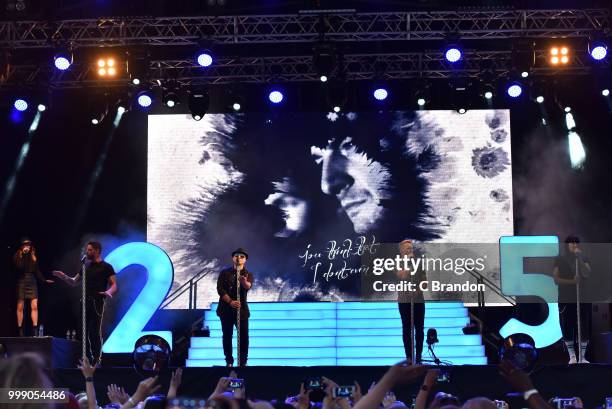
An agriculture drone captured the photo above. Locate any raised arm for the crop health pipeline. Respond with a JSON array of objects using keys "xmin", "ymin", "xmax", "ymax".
[{"xmin": 53, "ymin": 270, "xmax": 81, "ymax": 287}]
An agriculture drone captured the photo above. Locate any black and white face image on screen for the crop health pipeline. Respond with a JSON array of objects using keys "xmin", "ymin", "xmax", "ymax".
[{"xmin": 147, "ymin": 110, "xmax": 513, "ymax": 308}]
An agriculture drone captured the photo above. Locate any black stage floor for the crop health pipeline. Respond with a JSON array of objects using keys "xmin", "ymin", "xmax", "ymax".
[{"xmin": 51, "ymin": 364, "xmax": 612, "ymax": 408}]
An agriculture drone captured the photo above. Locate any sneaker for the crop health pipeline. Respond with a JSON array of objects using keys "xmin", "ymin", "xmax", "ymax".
[{"xmin": 568, "ymin": 356, "xmax": 577, "ymax": 364}]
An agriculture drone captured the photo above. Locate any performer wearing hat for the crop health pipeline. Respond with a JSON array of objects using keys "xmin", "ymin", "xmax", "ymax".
[
  {"xmin": 13, "ymin": 238, "xmax": 54, "ymax": 337},
  {"xmin": 216, "ymin": 248, "xmax": 253, "ymax": 367}
]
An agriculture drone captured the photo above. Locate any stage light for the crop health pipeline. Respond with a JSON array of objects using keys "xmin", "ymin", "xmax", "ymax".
[
  {"xmin": 133, "ymin": 335, "xmax": 171, "ymax": 376},
  {"xmin": 417, "ymin": 98, "xmax": 426, "ymax": 107},
  {"xmin": 521, "ymin": 71, "xmax": 529, "ymax": 78},
  {"xmin": 97, "ymin": 57, "xmax": 119, "ymax": 77},
  {"xmin": 333, "ymin": 105, "xmax": 341, "ymax": 113},
  {"xmin": 54, "ymin": 53, "xmax": 72, "ymax": 71},
  {"xmin": 373, "ymin": 88, "xmax": 388, "ymax": 101},
  {"xmin": 603, "ymin": 89, "xmax": 610, "ymax": 97},
  {"xmin": 457, "ymin": 108, "xmax": 466, "ymax": 114},
  {"xmin": 137, "ymin": 91, "xmax": 153, "ymax": 108},
  {"xmin": 37, "ymin": 104, "xmax": 46, "ymax": 112},
  {"xmin": 313, "ymin": 42, "xmax": 336, "ymax": 84},
  {"xmin": 92, "ymin": 118, "xmax": 99, "ymax": 125},
  {"xmin": 197, "ymin": 51, "xmax": 213, "ymax": 67},
  {"xmin": 232, "ymin": 102, "xmax": 241, "ymax": 111},
  {"xmin": 445, "ymin": 46, "xmax": 462, "ymax": 63},
  {"xmin": 564, "ymin": 106, "xmax": 571, "ymax": 113},
  {"xmin": 132, "ymin": 78, "xmax": 140, "ymax": 85},
  {"xmin": 550, "ymin": 46, "xmax": 570, "ymax": 65},
  {"xmin": 163, "ymin": 91, "xmax": 178, "ymax": 108},
  {"xmin": 589, "ymin": 42, "xmax": 608, "ymax": 61},
  {"xmin": 269, "ymin": 90, "xmax": 284, "ymax": 104},
  {"xmin": 536, "ymin": 95, "xmax": 544, "ymax": 103},
  {"xmin": 507, "ymin": 83, "xmax": 523, "ymax": 98},
  {"xmin": 14, "ymin": 99, "xmax": 28, "ymax": 111},
  {"xmin": 188, "ymin": 91, "xmax": 210, "ymax": 121},
  {"xmin": 499, "ymin": 334, "xmax": 538, "ymax": 372},
  {"xmin": 484, "ymin": 91, "xmax": 493, "ymax": 100},
  {"xmin": 117, "ymin": 106, "xmax": 126, "ymax": 115},
  {"xmin": 320, "ymin": 75, "xmax": 328, "ymax": 83}
]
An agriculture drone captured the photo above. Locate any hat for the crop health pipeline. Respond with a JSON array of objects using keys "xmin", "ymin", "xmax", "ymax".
[
  {"xmin": 231, "ymin": 248, "xmax": 249, "ymax": 259},
  {"xmin": 20, "ymin": 237, "xmax": 32, "ymax": 246}
]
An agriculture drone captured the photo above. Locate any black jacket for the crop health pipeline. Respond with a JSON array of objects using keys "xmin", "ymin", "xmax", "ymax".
[{"xmin": 216, "ymin": 267, "xmax": 254, "ymax": 318}]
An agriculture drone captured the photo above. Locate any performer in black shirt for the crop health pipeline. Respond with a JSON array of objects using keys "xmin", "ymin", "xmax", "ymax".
[
  {"xmin": 397, "ymin": 239, "xmax": 426, "ymax": 364},
  {"xmin": 53, "ymin": 241, "xmax": 117, "ymax": 365},
  {"xmin": 553, "ymin": 235, "xmax": 591, "ymax": 364},
  {"xmin": 216, "ymin": 247, "xmax": 254, "ymax": 367},
  {"xmin": 13, "ymin": 239, "xmax": 53, "ymax": 337}
]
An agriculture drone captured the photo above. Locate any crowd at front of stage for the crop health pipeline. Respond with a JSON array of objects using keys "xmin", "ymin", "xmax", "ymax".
[{"xmin": 0, "ymin": 352, "xmax": 600, "ymax": 409}]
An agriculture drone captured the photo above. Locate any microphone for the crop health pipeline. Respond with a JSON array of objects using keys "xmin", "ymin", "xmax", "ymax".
[{"xmin": 80, "ymin": 254, "xmax": 87, "ymax": 263}]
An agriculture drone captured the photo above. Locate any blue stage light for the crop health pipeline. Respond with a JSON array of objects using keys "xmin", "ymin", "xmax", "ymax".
[
  {"xmin": 54, "ymin": 54, "xmax": 71, "ymax": 71},
  {"xmin": 269, "ymin": 90, "xmax": 284, "ymax": 104},
  {"xmin": 590, "ymin": 42, "xmax": 607, "ymax": 61},
  {"xmin": 137, "ymin": 91, "xmax": 153, "ymax": 108},
  {"xmin": 373, "ymin": 88, "xmax": 388, "ymax": 101},
  {"xmin": 445, "ymin": 46, "xmax": 462, "ymax": 63},
  {"xmin": 14, "ymin": 99, "xmax": 28, "ymax": 111},
  {"xmin": 507, "ymin": 83, "xmax": 523, "ymax": 98},
  {"xmin": 197, "ymin": 52, "xmax": 213, "ymax": 67}
]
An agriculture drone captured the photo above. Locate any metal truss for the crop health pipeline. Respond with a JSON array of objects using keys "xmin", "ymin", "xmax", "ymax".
[
  {"xmin": 1, "ymin": 49, "xmax": 596, "ymax": 88},
  {"xmin": 0, "ymin": 9, "xmax": 609, "ymax": 48}
]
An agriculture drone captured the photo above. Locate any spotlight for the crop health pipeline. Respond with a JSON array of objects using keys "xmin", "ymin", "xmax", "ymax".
[
  {"xmin": 163, "ymin": 91, "xmax": 178, "ymax": 108},
  {"xmin": 550, "ymin": 46, "xmax": 570, "ymax": 65},
  {"xmin": 536, "ymin": 95, "xmax": 545, "ymax": 103},
  {"xmin": 133, "ymin": 335, "xmax": 171, "ymax": 376},
  {"xmin": 417, "ymin": 98, "xmax": 426, "ymax": 107},
  {"xmin": 188, "ymin": 90, "xmax": 210, "ymax": 121},
  {"xmin": 589, "ymin": 42, "xmax": 608, "ymax": 61},
  {"xmin": 373, "ymin": 88, "xmax": 388, "ymax": 101},
  {"xmin": 500, "ymin": 334, "xmax": 538, "ymax": 372},
  {"xmin": 521, "ymin": 71, "xmax": 529, "ymax": 78},
  {"xmin": 445, "ymin": 46, "xmax": 462, "ymax": 63},
  {"xmin": 97, "ymin": 57, "xmax": 120, "ymax": 77},
  {"xmin": 457, "ymin": 108, "xmax": 466, "ymax": 114},
  {"xmin": 92, "ymin": 119, "xmax": 99, "ymax": 125},
  {"xmin": 269, "ymin": 90, "xmax": 284, "ymax": 104},
  {"xmin": 507, "ymin": 82, "xmax": 523, "ymax": 98},
  {"xmin": 37, "ymin": 104, "xmax": 46, "ymax": 112},
  {"xmin": 232, "ymin": 102, "xmax": 241, "ymax": 111},
  {"xmin": 132, "ymin": 78, "xmax": 140, "ymax": 85},
  {"xmin": 14, "ymin": 98, "xmax": 28, "ymax": 111},
  {"xmin": 603, "ymin": 89, "xmax": 610, "ymax": 97},
  {"xmin": 117, "ymin": 106, "xmax": 126, "ymax": 115},
  {"xmin": 313, "ymin": 42, "xmax": 336, "ymax": 84},
  {"xmin": 196, "ymin": 51, "xmax": 213, "ymax": 67},
  {"xmin": 564, "ymin": 106, "xmax": 571, "ymax": 113},
  {"xmin": 137, "ymin": 91, "xmax": 153, "ymax": 108},
  {"xmin": 54, "ymin": 53, "xmax": 72, "ymax": 71},
  {"xmin": 333, "ymin": 105, "xmax": 341, "ymax": 113},
  {"xmin": 484, "ymin": 91, "xmax": 493, "ymax": 100}
]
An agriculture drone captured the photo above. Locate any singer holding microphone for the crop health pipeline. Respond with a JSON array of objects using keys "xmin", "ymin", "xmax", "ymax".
[
  {"xmin": 216, "ymin": 248, "xmax": 253, "ymax": 367},
  {"xmin": 553, "ymin": 235, "xmax": 592, "ymax": 364},
  {"xmin": 53, "ymin": 241, "xmax": 117, "ymax": 366}
]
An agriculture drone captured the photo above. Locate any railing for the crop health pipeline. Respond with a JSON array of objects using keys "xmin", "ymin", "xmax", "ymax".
[
  {"xmin": 160, "ymin": 267, "xmax": 212, "ymax": 310},
  {"xmin": 465, "ymin": 268, "xmax": 516, "ymax": 307}
]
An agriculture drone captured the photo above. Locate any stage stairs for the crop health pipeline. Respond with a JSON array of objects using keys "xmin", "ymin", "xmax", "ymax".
[{"xmin": 186, "ymin": 302, "xmax": 486, "ymax": 366}]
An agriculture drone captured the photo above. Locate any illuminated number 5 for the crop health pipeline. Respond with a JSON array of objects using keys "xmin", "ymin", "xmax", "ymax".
[
  {"xmin": 102, "ymin": 242, "xmax": 174, "ymax": 353},
  {"xmin": 499, "ymin": 236, "xmax": 563, "ymax": 348}
]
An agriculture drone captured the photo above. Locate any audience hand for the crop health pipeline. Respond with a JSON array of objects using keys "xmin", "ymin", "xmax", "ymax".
[
  {"xmin": 296, "ymin": 383, "xmax": 310, "ymax": 409},
  {"xmin": 130, "ymin": 376, "xmax": 161, "ymax": 405},
  {"xmin": 168, "ymin": 368, "xmax": 183, "ymax": 399},
  {"xmin": 107, "ymin": 384, "xmax": 130, "ymax": 405},
  {"xmin": 499, "ymin": 360, "xmax": 534, "ymax": 392},
  {"xmin": 78, "ymin": 357, "xmax": 95, "ymax": 378}
]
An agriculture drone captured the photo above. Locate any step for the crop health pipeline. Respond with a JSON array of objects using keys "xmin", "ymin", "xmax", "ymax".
[
  {"xmin": 191, "ymin": 334, "xmax": 482, "ymax": 348},
  {"xmin": 188, "ymin": 345, "xmax": 483, "ymax": 360},
  {"xmin": 209, "ymin": 302, "xmax": 466, "ymax": 312},
  {"xmin": 204, "ymin": 308, "xmax": 467, "ymax": 320},
  {"xmin": 206, "ymin": 326, "xmax": 468, "ymax": 337},
  {"xmin": 186, "ymin": 356, "xmax": 487, "ymax": 367},
  {"xmin": 205, "ymin": 317, "xmax": 469, "ymax": 330}
]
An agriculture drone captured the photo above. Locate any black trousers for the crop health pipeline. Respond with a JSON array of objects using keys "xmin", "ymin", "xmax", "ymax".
[
  {"xmin": 560, "ymin": 303, "xmax": 591, "ymax": 344},
  {"xmin": 398, "ymin": 302, "xmax": 425, "ymax": 363},
  {"xmin": 85, "ymin": 297, "xmax": 105, "ymax": 364},
  {"xmin": 220, "ymin": 311, "xmax": 249, "ymax": 366}
]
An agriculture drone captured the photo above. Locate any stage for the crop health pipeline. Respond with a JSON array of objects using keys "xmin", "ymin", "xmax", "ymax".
[{"xmin": 50, "ymin": 364, "xmax": 612, "ymax": 408}]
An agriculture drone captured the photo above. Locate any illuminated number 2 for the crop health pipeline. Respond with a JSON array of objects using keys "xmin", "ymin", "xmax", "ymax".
[
  {"xmin": 498, "ymin": 236, "xmax": 563, "ymax": 348},
  {"xmin": 102, "ymin": 242, "xmax": 174, "ymax": 353}
]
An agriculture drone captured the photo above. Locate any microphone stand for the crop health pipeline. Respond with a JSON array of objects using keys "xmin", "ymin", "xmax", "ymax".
[
  {"xmin": 575, "ymin": 256, "xmax": 582, "ymax": 363},
  {"xmin": 410, "ymin": 297, "xmax": 416, "ymax": 364},
  {"xmin": 236, "ymin": 266, "xmax": 241, "ymax": 367},
  {"xmin": 80, "ymin": 260, "xmax": 87, "ymax": 360}
]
